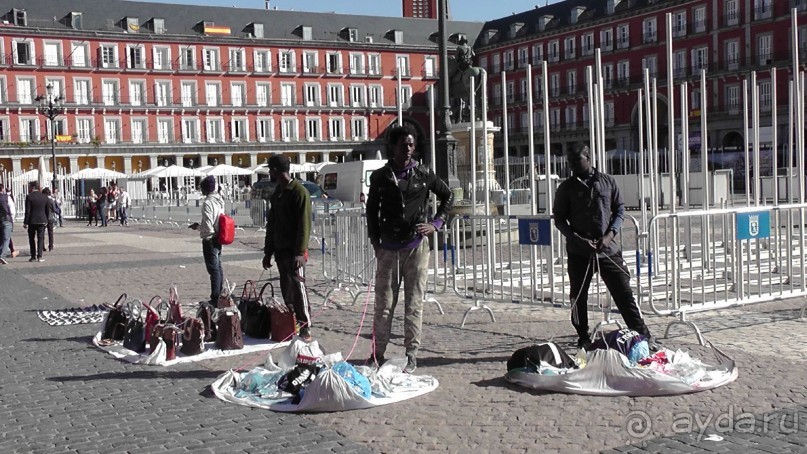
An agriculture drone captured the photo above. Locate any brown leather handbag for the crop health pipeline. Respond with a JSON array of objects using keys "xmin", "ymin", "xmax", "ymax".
[
  {"xmin": 197, "ymin": 301, "xmax": 217, "ymax": 342},
  {"xmin": 101, "ymin": 293, "xmax": 129, "ymax": 341},
  {"xmin": 215, "ymin": 281, "xmax": 243, "ymax": 350},
  {"xmin": 179, "ymin": 318, "xmax": 205, "ymax": 356}
]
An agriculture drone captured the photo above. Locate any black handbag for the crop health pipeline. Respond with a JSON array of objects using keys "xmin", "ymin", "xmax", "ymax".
[
  {"xmin": 101, "ymin": 293, "xmax": 129, "ymax": 341},
  {"xmin": 240, "ymin": 281, "xmax": 271, "ymax": 339},
  {"xmin": 122, "ymin": 300, "xmax": 147, "ymax": 353}
]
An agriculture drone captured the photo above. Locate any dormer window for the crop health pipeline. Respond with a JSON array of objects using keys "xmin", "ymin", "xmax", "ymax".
[
  {"xmin": 388, "ymin": 30, "xmax": 404, "ymax": 44},
  {"xmin": 152, "ymin": 18, "xmax": 165, "ymax": 34},
  {"xmin": 251, "ymin": 22, "xmax": 264, "ymax": 38},
  {"xmin": 349, "ymin": 28, "xmax": 358, "ymax": 42},
  {"xmin": 12, "ymin": 8, "xmax": 26, "ymax": 26},
  {"xmin": 125, "ymin": 17, "xmax": 140, "ymax": 33},
  {"xmin": 302, "ymin": 26, "xmax": 312, "ymax": 40},
  {"xmin": 69, "ymin": 12, "xmax": 82, "ymax": 29}
]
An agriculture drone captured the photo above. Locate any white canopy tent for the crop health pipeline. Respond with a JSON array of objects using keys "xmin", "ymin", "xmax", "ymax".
[
  {"xmin": 146, "ymin": 165, "xmax": 206, "ymax": 199},
  {"xmin": 11, "ymin": 168, "xmax": 57, "ymax": 183},
  {"xmin": 68, "ymin": 167, "xmax": 127, "ymax": 181},
  {"xmin": 253, "ymin": 162, "xmax": 329, "ymax": 175}
]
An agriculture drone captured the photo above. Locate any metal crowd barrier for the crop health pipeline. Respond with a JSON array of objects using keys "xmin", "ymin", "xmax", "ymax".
[{"xmin": 644, "ymin": 202, "xmax": 807, "ymax": 344}]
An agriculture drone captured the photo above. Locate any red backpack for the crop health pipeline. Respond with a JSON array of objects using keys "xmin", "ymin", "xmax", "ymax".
[{"xmin": 217, "ymin": 213, "xmax": 235, "ymax": 245}]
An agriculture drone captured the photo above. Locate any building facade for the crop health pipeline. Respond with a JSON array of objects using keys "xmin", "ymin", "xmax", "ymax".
[
  {"xmin": 403, "ymin": 0, "xmax": 439, "ymax": 20},
  {"xmin": 0, "ymin": 0, "xmax": 481, "ymax": 176},
  {"xmin": 474, "ymin": 0, "xmax": 807, "ymax": 164}
]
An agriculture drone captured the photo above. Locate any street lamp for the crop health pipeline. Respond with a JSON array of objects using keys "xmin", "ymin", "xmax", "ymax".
[
  {"xmin": 435, "ymin": 0, "xmax": 460, "ymax": 190},
  {"xmin": 35, "ymin": 83, "xmax": 65, "ymax": 192}
]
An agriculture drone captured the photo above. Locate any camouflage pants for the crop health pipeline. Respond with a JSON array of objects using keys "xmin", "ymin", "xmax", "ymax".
[{"xmin": 372, "ymin": 240, "xmax": 430, "ymax": 358}]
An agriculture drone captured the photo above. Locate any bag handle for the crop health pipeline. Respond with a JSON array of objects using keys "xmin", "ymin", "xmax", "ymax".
[
  {"xmin": 169, "ymin": 285, "xmax": 179, "ymax": 304},
  {"xmin": 241, "ymin": 280, "xmax": 258, "ymax": 301},
  {"xmin": 113, "ymin": 293, "xmax": 128, "ymax": 309},
  {"xmin": 127, "ymin": 299, "xmax": 144, "ymax": 322},
  {"xmin": 258, "ymin": 282, "xmax": 274, "ymax": 300}
]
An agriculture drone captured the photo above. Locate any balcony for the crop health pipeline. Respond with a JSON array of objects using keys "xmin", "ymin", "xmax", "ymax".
[
  {"xmin": 725, "ymin": 57, "xmax": 740, "ymax": 71},
  {"xmin": 301, "ymin": 66, "xmax": 323, "ymax": 76},
  {"xmin": 753, "ymin": 5, "xmax": 773, "ymax": 20},
  {"xmin": 564, "ymin": 50, "xmax": 576, "ymax": 60},
  {"xmin": 643, "ymin": 32, "xmax": 657, "ymax": 44},
  {"xmin": 224, "ymin": 63, "xmax": 248, "ymax": 73},
  {"xmin": 616, "ymin": 38, "xmax": 630, "ymax": 50},
  {"xmin": 672, "ymin": 26, "xmax": 687, "ymax": 38},
  {"xmin": 721, "ymin": 12, "xmax": 739, "ymax": 28},
  {"xmin": 422, "ymin": 69, "xmax": 439, "ymax": 79},
  {"xmin": 691, "ymin": 20, "xmax": 707, "ymax": 34}
]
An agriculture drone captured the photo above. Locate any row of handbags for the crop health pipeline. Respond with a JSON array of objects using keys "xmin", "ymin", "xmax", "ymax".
[{"xmin": 238, "ymin": 280, "xmax": 297, "ymax": 342}]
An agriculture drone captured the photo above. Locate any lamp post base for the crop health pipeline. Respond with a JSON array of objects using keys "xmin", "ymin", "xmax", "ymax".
[{"xmin": 435, "ymin": 132, "xmax": 460, "ymax": 190}]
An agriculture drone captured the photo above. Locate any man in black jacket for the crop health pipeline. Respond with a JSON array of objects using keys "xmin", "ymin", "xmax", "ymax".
[
  {"xmin": 553, "ymin": 144, "xmax": 653, "ymax": 350},
  {"xmin": 366, "ymin": 125, "xmax": 454, "ymax": 373},
  {"xmin": 23, "ymin": 181, "xmax": 52, "ymax": 262}
]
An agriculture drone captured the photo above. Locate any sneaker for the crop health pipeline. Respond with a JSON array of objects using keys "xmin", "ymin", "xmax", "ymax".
[
  {"xmin": 0, "ymin": 258, "xmax": 7, "ymax": 265},
  {"xmin": 366, "ymin": 354, "xmax": 386, "ymax": 367},
  {"xmin": 29, "ymin": 258, "xmax": 37, "ymax": 262},
  {"xmin": 576, "ymin": 337, "xmax": 593, "ymax": 351},
  {"xmin": 38, "ymin": 258, "xmax": 45, "ymax": 262},
  {"xmin": 403, "ymin": 354, "xmax": 417, "ymax": 374},
  {"xmin": 298, "ymin": 326, "xmax": 313, "ymax": 342},
  {"xmin": 645, "ymin": 335, "xmax": 660, "ymax": 353}
]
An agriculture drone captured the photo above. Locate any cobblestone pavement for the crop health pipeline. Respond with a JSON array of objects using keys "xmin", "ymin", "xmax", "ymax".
[{"xmin": 1, "ymin": 222, "xmax": 805, "ymax": 453}]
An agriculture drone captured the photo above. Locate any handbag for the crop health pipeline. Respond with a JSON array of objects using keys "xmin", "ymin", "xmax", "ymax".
[
  {"xmin": 122, "ymin": 300, "xmax": 148, "ymax": 353},
  {"xmin": 101, "ymin": 293, "xmax": 129, "ymax": 341},
  {"xmin": 266, "ymin": 291, "xmax": 297, "ymax": 342},
  {"xmin": 215, "ymin": 281, "xmax": 243, "ymax": 350},
  {"xmin": 179, "ymin": 317, "xmax": 205, "ymax": 356},
  {"xmin": 148, "ymin": 298, "xmax": 170, "ymax": 354},
  {"xmin": 239, "ymin": 281, "xmax": 271, "ymax": 339},
  {"xmin": 167, "ymin": 285, "xmax": 184, "ymax": 324},
  {"xmin": 197, "ymin": 301, "xmax": 218, "ymax": 342},
  {"xmin": 144, "ymin": 296, "xmax": 163, "ymax": 348}
]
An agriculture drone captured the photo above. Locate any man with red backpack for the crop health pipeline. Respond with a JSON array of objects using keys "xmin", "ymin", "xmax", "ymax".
[{"xmin": 190, "ymin": 176, "xmax": 225, "ymax": 303}]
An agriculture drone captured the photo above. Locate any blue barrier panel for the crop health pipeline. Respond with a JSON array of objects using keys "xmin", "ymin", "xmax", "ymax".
[
  {"xmin": 517, "ymin": 218, "xmax": 552, "ymax": 246},
  {"xmin": 735, "ymin": 211, "xmax": 770, "ymax": 240}
]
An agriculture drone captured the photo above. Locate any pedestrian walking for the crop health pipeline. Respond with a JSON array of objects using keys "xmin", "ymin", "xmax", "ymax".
[
  {"xmin": 42, "ymin": 187, "xmax": 56, "ymax": 251},
  {"xmin": 0, "ymin": 183, "xmax": 12, "ymax": 265},
  {"xmin": 262, "ymin": 154, "xmax": 314, "ymax": 341},
  {"xmin": 87, "ymin": 188, "xmax": 98, "ymax": 226},
  {"xmin": 4, "ymin": 187, "xmax": 19, "ymax": 259},
  {"xmin": 365, "ymin": 125, "xmax": 454, "ymax": 373},
  {"xmin": 189, "ymin": 176, "xmax": 225, "ymax": 304},
  {"xmin": 553, "ymin": 144, "xmax": 655, "ymax": 351},
  {"xmin": 118, "ymin": 188, "xmax": 131, "ymax": 226},
  {"xmin": 53, "ymin": 188, "xmax": 63, "ymax": 227},
  {"xmin": 96, "ymin": 187, "xmax": 109, "ymax": 227},
  {"xmin": 23, "ymin": 181, "xmax": 51, "ymax": 262}
]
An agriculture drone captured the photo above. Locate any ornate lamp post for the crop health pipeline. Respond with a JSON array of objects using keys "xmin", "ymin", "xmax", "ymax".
[
  {"xmin": 435, "ymin": 0, "xmax": 460, "ymax": 189},
  {"xmin": 35, "ymin": 83, "xmax": 65, "ymax": 191}
]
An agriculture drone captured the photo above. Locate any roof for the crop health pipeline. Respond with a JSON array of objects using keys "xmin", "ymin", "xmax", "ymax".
[{"xmin": 0, "ymin": 0, "xmax": 483, "ymax": 48}]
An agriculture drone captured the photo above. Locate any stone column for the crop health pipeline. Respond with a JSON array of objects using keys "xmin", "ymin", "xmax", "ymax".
[
  {"xmin": 69, "ymin": 156, "xmax": 79, "ymax": 173},
  {"xmin": 224, "ymin": 153, "xmax": 233, "ymax": 166},
  {"xmin": 149, "ymin": 155, "xmax": 158, "ymax": 170},
  {"xmin": 11, "ymin": 157, "xmax": 22, "ymax": 173},
  {"xmin": 123, "ymin": 156, "xmax": 133, "ymax": 175},
  {"xmin": 248, "ymin": 153, "xmax": 257, "ymax": 168},
  {"xmin": 297, "ymin": 152, "xmax": 307, "ymax": 164}
]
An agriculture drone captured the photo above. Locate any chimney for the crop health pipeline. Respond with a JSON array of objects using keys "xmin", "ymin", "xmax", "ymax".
[
  {"xmin": 606, "ymin": 0, "xmax": 622, "ymax": 15},
  {"xmin": 265, "ymin": 0, "xmax": 270, "ymax": 10},
  {"xmin": 570, "ymin": 6, "xmax": 585, "ymax": 24},
  {"xmin": 537, "ymin": 15, "xmax": 553, "ymax": 31}
]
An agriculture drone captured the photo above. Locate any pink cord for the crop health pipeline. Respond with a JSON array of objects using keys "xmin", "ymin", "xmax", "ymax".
[{"xmin": 344, "ymin": 284, "xmax": 374, "ymax": 361}]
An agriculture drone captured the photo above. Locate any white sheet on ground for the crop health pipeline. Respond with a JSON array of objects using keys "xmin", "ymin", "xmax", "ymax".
[
  {"xmin": 505, "ymin": 345, "xmax": 737, "ymax": 396},
  {"xmin": 92, "ymin": 331, "xmax": 289, "ymax": 366},
  {"xmin": 211, "ymin": 341, "xmax": 439, "ymax": 412}
]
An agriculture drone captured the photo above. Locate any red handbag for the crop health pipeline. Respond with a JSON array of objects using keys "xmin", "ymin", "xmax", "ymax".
[
  {"xmin": 265, "ymin": 291, "xmax": 297, "ymax": 342},
  {"xmin": 143, "ymin": 296, "xmax": 162, "ymax": 347}
]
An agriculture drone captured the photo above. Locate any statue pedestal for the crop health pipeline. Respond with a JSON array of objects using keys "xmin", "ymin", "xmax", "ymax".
[{"xmin": 451, "ymin": 121, "xmax": 502, "ymax": 205}]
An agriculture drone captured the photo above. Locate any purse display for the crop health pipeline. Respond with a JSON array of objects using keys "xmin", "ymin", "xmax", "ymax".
[
  {"xmin": 266, "ymin": 290, "xmax": 297, "ymax": 342},
  {"xmin": 122, "ymin": 300, "xmax": 147, "ymax": 353},
  {"xmin": 101, "ymin": 293, "xmax": 129, "ymax": 341},
  {"xmin": 179, "ymin": 317, "xmax": 205, "ymax": 356},
  {"xmin": 215, "ymin": 281, "xmax": 244, "ymax": 350},
  {"xmin": 197, "ymin": 301, "xmax": 218, "ymax": 342},
  {"xmin": 144, "ymin": 296, "xmax": 163, "ymax": 348},
  {"xmin": 239, "ymin": 281, "xmax": 271, "ymax": 339}
]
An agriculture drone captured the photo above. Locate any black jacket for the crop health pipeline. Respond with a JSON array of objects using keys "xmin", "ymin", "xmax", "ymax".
[
  {"xmin": 366, "ymin": 161, "xmax": 454, "ymax": 245},
  {"xmin": 24, "ymin": 191, "xmax": 52, "ymax": 226}
]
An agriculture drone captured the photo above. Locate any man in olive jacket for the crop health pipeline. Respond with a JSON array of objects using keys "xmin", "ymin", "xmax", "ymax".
[{"xmin": 262, "ymin": 154, "xmax": 313, "ymax": 341}]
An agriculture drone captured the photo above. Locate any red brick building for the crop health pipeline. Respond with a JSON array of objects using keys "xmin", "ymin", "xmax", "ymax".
[
  {"xmin": 403, "ymin": 0, "xmax": 439, "ymax": 20},
  {"xmin": 474, "ymin": 0, "xmax": 807, "ymax": 160},
  {"xmin": 0, "ymin": 0, "xmax": 480, "ymax": 176}
]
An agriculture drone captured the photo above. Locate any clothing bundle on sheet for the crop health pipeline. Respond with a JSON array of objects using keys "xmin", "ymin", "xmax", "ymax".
[{"xmin": 505, "ymin": 329, "xmax": 738, "ymax": 396}]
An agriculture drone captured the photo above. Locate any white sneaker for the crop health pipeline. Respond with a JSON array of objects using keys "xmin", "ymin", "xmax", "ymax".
[{"xmin": 0, "ymin": 258, "xmax": 7, "ymax": 265}]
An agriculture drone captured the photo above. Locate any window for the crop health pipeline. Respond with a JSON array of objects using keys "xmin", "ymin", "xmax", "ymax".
[
  {"xmin": 493, "ymin": 84, "xmax": 502, "ymax": 105},
  {"xmin": 326, "ymin": 52, "xmax": 342, "ymax": 74},
  {"xmin": 757, "ymin": 35, "xmax": 772, "ymax": 65},
  {"xmin": 643, "ymin": 18, "xmax": 657, "ymax": 43},
  {"xmin": 152, "ymin": 18, "xmax": 166, "ymax": 35},
  {"xmin": 367, "ymin": 54, "xmax": 381, "ymax": 75},
  {"xmin": 479, "ymin": 55, "xmax": 488, "ymax": 71},
  {"xmin": 504, "ymin": 50, "xmax": 514, "ymax": 70},
  {"xmin": 726, "ymin": 41, "xmax": 740, "ymax": 70},
  {"xmin": 181, "ymin": 81, "xmax": 196, "ymax": 107},
  {"xmin": 726, "ymin": 85, "xmax": 740, "ymax": 114},
  {"xmin": 100, "ymin": 44, "xmax": 118, "ymax": 68},
  {"xmin": 565, "ymin": 106, "xmax": 577, "ymax": 129},
  {"xmin": 71, "ymin": 42, "xmax": 88, "ymax": 67},
  {"xmin": 205, "ymin": 118, "xmax": 223, "ymax": 143},
  {"xmin": 349, "ymin": 53, "xmax": 365, "ymax": 75},
  {"xmin": 550, "ymin": 73, "xmax": 560, "ymax": 97},
  {"xmin": 423, "ymin": 56, "xmax": 436, "ymax": 77},
  {"xmin": 104, "ymin": 118, "xmax": 121, "ymax": 144},
  {"xmin": 203, "ymin": 48, "xmax": 219, "ymax": 71},
  {"xmin": 604, "ymin": 102, "xmax": 615, "ymax": 126},
  {"xmin": 256, "ymin": 118, "xmax": 273, "ymax": 142},
  {"xmin": 303, "ymin": 51, "xmax": 318, "ymax": 74},
  {"xmin": 230, "ymin": 83, "xmax": 245, "ymax": 106},
  {"xmin": 603, "ymin": 65, "xmax": 614, "ymax": 88},
  {"xmin": 518, "ymin": 47, "xmax": 528, "ymax": 68},
  {"xmin": 129, "ymin": 80, "xmax": 145, "ymax": 106},
  {"xmin": 346, "ymin": 84, "xmax": 365, "ymax": 108},
  {"xmin": 517, "ymin": 79, "xmax": 526, "ymax": 102},
  {"xmin": 230, "ymin": 118, "xmax": 248, "ymax": 142},
  {"xmin": 44, "ymin": 42, "xmax": 62, "ymax": 66},
  {"xmin": 157, "ymin": 119, "xmax": 172, "ymax": 143},
  {"xmin": 305, "ymin": 83, "xmax": 320, "ymax": 106},
  {"xmin": 691, "ymin": 89, "xmax": 701, "ymax": 110},
  {"xmin": 400, "ymin": 86, "xmax": 412, "ymax": 108},
  {"xmin": 368, "ymin": 85, "xmax": 383, "ymax": 107},
  {"xmin": 693, "ymin": 7, "xmax": 706, "ymax": 33},
  {"xmin": 13, "ymin": 40, "xmax": 34, "ymax": 65},
  {"xmin": 600, "ymin": 29, "xmax": 613, "ymax": 51},
  {"xmin": 754, "ymin": 0, "xmax": 772, "ymax": 20},
  {"xmin": 617, "ymin": 61, "xmax": 630, "ymax": 85},
  {"xmin": 759, "ymin": 80, "xmax": 772, "ymax": 111},
  {"xmin": 533, "ymin": 76, "xmax": 543, "ymax": 99},
  {"xmin": 617, "ymin": 25, "xmax": 630, "ymax": 49},
  {"xmin": 152, "ymin": 46, "xmax": 170, "ymax": 70},
  {"xmin": 102, "ymin": 80, "xmax": 119, "ymax": 105},
  {"xmin": 252, "ymin": 23, "xmax": 264, "ymax": 38},
  {"xmin": 0, "ymin": 78, "xmax": 5, "ymax": 105},
  {"xmin": 564, "ymin": 37, "xmax": 575, "ymax": 59},
  {"xmin": 581, "ymin": 34, "xmax": 594, "ymax": 56},
  {"xmin": 280, "ymin": 51, "xmax": 296, "ymax": 73},
  {"xmin": 351, "ymin": 117, "xmax": 366, "ymax": 140},
  {"xmin": 492, "ymin": 54, "xmax": 501, "ymax": 72},
  {"xmin": 281, "ymin": 83, "xmax": 295, "ymax": 106},
  {"xmin": 328, "ymin": 84, "xmax": 344, "ymax": 106},
  {"xmin": 256, "ymin": 83, "xmax": 270, "ymax": 107},
  {"xmin": 182, "ymin": 118, "xmax": 200, "ymax": 143},
  {"xmin": 254, "ymin": 49, "xmax": 271, "ymax": 72},
  {"xmin": 531, "ymin": 44, "xmax": 543, "ymax": 65},
  {"xmin": 725, "ymin": 0, "xmax": 738, "ymax": 26},
  {"xmin": 549, "ymin": 109, "xmax": 560, "ymax": 128},
  {"xmin": 348, "ymin": 28, "xmax": 359, "ymax": 42},
  {"xmin": 301, "ymin": 25, "xmax": 312, "ymax": 40},
  {"xmin": 673, "ymin": 51, "xmax": 687, "ymax": 78},
  {"xmin": 154, "ymin": 81, "xmax": 171, "ymax": 106},
  {"xmin": 73, "ymin": 79, "xmax": 90, "ymax": 105},
  {"xmin": 567, "ymin": 70, "xmax": 576, "ymax": 95},
  {"xmin": 281, "ymin": 118, "xmax": 298, "ymax": 141},
  {"xmin": 76, "ymin": 118, "xmax": 93, "ymax": 143},
  {"xmin": 396, "ymin": 55, "xmax": 410, "ymax": 77},
  {"xmin": 306, "ymin": 117, "xmax": 321, "ymax": 141},
  {"xmin": 131, "ymin": 119, "xmax": 147, "ymax": 144},
  {"xmin": 673, "ymin": 11, "xmax": 687, "ymax": 38},
  {"xmin": 12, "ymin": 8, "xmax": 27, "ymax": 26},
  {"xmin": 691, "ymin": 47, "xmax": 708, "ymax": 74},
  {"xmin": 16, "ymin": 78, "xmax": 34, "ymax": 104},
  {"xmin": 642, "ymin": 55, "xmax": 658, "ymax": 77},
  {"xmin": 205, "ymin": 82, "xmax": 220, "ymax": 106},
  {"xmin": 228, "ymin": 48, "xmax": 245, "ymax": 72},
  {"xmin": 46, "ymin": 118, "xmax": 67, "ymax": 140},
  {"xmin": 45, "ymin": 79, "xmax": 64, "ymax": 102},
  {"xmin": 329, "ymin": 118, "xmax": 344, "ymax": 141},
  {"xmin": 548, "ymin": 41, "xmax": 559, "ymax": 63},
  {"xmin": 127, "ymin": 45, "xmax": 145, "ymax": 69},
  {"xmin": 19, "ymin": 118, "xmax": 38, "ymax": 142},
  {"xmin": 507, "ymin": 80, "xmax": 515, "ymax": 103},
  {"xmin": 180, "ymin": 47, "xmax": 196, "ymax": 70}
]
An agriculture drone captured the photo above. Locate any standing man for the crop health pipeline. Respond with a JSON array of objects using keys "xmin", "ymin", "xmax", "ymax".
[
  {"xmin": 42, "ymin": 188, "xmax": 57, "ymax": 252},
  {"xmin": 0, "ymin": 184, "xmax": 11, "ymax": 265},
  {"xmin": 53, "ymin": 188, "xmax": 63, "ymax": 227},
  {"xmin": 118, "ymin": 187, "xmax": 131, "ymax": 226},
  {"xmin": 23, "ymin": 181, "xmax": 51, "ymax": 262},
  {"xmin": 366, "ymin": 125, "xmax": 454, "ymax": 373},
  {"xmin": 553, "ymin": 144, "xmax": 654, "ymax": 350},
  {"xmin": 190, "ymin": 176, "xmax": 225, "ymax": 304},
  {"xmin": 262, "ymin": 154, "xmax": 313, "ymax": 341}
]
